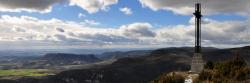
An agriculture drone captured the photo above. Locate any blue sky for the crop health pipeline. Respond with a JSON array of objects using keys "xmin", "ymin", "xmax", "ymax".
[
  {"xmin": 0, "ymin": 0, "xmax": 249, "ymax": 49},
  {"xmin": 0, "ymin": 0, "xmax": 246, "ymax": 27}
]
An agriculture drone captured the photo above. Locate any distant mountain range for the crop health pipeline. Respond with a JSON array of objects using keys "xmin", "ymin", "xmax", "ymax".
[
  {"xmin": 1, "ymin": 46, "xmax": 250, "ymax": 83},
  {"xmin": 42, "ymin": 53, "xmax": 101, "ymax": 65},
  {"xmin": 0, "ymin": 50, "xmax": 151, "ymax": 70},
  {"xmin": 0, "ymin": 48, "xmax": 152, "ymax": 57},
  {"xmin": 0, "ymin": 53, "xmax": 102, "ymax": 70},
  {"xmin": 99, "ymin": 50, "xmax": 152, "ymax": 60}
]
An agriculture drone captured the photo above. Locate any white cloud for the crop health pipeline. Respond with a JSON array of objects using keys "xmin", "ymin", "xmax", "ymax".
[
  {"xmin": 12, "ymin": 26, "xmax": 26, "ymax": 33},
  {"xmin": 0, "ymin": 0, "xmax": 66, "ymax": 13},
  {"xmin": 0, "ymin": 15, "xmax": 150, "ymax": 48},
  {"xmin": 120, "ymin": 7, "xmax": 133, "ymax": 15},
  {"xmin": 0, "ymin": 0, "xmax": 118, "ymax": 13},
  {"xmin": 199, "ymin": 20, "xmax": 250, "ymax": 45},
  {"xmin": 0, "ymin": 15, "xmax": 249, "ymax": 49},
  {"xmin": 155, "ymin": 18, "xmax": 250, "ymax": 47},
  {"xmin": 139, "ymin": 0, "xmax": 250, "ymax": 15},
  {"xmin": 155, "ymin": 25, "xmax": 193, "ymax": 44},
  {"xmin": 119, "ymin": 23, "xmax": 155, "ymax": 38},
  {"xmin": 78, "ymin": 13, "xmax": 86, "ymax": 18},
  {"xmin": 69, "ymin": 0, "xmax": 118, "ymax": 13},
  {"xmin": 83, "ymin": 19, "xmax": 100, "ymax": 26}
]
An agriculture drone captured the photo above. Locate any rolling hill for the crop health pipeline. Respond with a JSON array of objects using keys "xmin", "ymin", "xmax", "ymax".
[{"xmin": 1, "ymin": 46, "xmax": 250, "ymax": 83}]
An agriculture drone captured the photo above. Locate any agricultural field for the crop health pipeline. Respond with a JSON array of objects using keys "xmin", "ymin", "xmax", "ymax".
[{"xmin": 0, "ymin": 69, "xmax": 54, "ymax": 80}]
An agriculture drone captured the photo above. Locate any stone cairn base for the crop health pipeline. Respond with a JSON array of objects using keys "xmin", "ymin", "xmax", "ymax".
[{"xmin": 190, "ymin": 53, "xmax": 204, "ymax": 73}]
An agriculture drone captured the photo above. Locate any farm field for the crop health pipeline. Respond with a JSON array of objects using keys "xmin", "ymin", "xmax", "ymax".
[{"xmin": 0, "ymin": 69, "xmax": 54, "ymax": 80}]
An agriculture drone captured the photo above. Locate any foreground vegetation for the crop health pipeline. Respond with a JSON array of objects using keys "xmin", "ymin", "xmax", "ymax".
[
  {"xmin": 195, "ymin": 55, "xmax": 250, "ymax": 83},
  {"xmin": 0, "ymin": 69, "xmax": 53, "ymax": 79},
  {"xmin": 151, "ymin": 54, "xmax": 250, "ymax": 83},
  {"xmin": 150, "ymin": 72, "xmax": 185, "ymax": 83}
]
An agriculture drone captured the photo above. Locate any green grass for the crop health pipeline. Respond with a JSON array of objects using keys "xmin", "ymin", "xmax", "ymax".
[{"xmin": 0, "ymin": 69, "xmax": 53, "ymax": 77}]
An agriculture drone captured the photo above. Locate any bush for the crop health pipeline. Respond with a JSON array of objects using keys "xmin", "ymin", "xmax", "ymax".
[
  {"xmin": 150, "ymin": 72, "xmax": 185, "ymax": 83},
  {"xmin": 197, "ymin": 56, "xmax": 249, "ymax": 82},
  {"xmin": 204, "ymin": 61, "xmax": 214, "ymax": 70}
]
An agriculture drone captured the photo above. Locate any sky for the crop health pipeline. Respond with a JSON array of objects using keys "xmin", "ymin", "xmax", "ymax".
[{"xmin": 0, "ymin": 0, "xmax": 249, "ymax": 49}]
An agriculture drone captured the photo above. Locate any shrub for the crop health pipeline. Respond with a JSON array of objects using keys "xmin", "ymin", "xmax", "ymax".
[
  {"xmin": 198, "ymin": 55, "xmax": 249, "ymax": 82},
  {"xmin": 150, "ymin": 72, "xmax": 185, "ymax": 83}
]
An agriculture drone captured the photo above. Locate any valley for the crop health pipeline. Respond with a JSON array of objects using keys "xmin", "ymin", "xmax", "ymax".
[
  {"xmin": 0, "ymin": 49, "xmax": 152, "ymax": 81},
  {"xmin": 0, "ymin": 46, "xmax": 249, "ymax": 83}
]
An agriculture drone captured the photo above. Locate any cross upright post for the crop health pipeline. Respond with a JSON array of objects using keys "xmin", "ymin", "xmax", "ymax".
[
  {"xmin": 194, "ymin": 3, "xmax": 202, "ymax": 53},
  {"xmin": 190, "ymin": 3, "xmax": 205, "ymax": 73}
]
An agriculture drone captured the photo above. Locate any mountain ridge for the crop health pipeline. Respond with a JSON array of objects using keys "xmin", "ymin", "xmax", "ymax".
[{"xmin": 1, "ymin": 46, "xmax": 250, "ymax": 83}]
